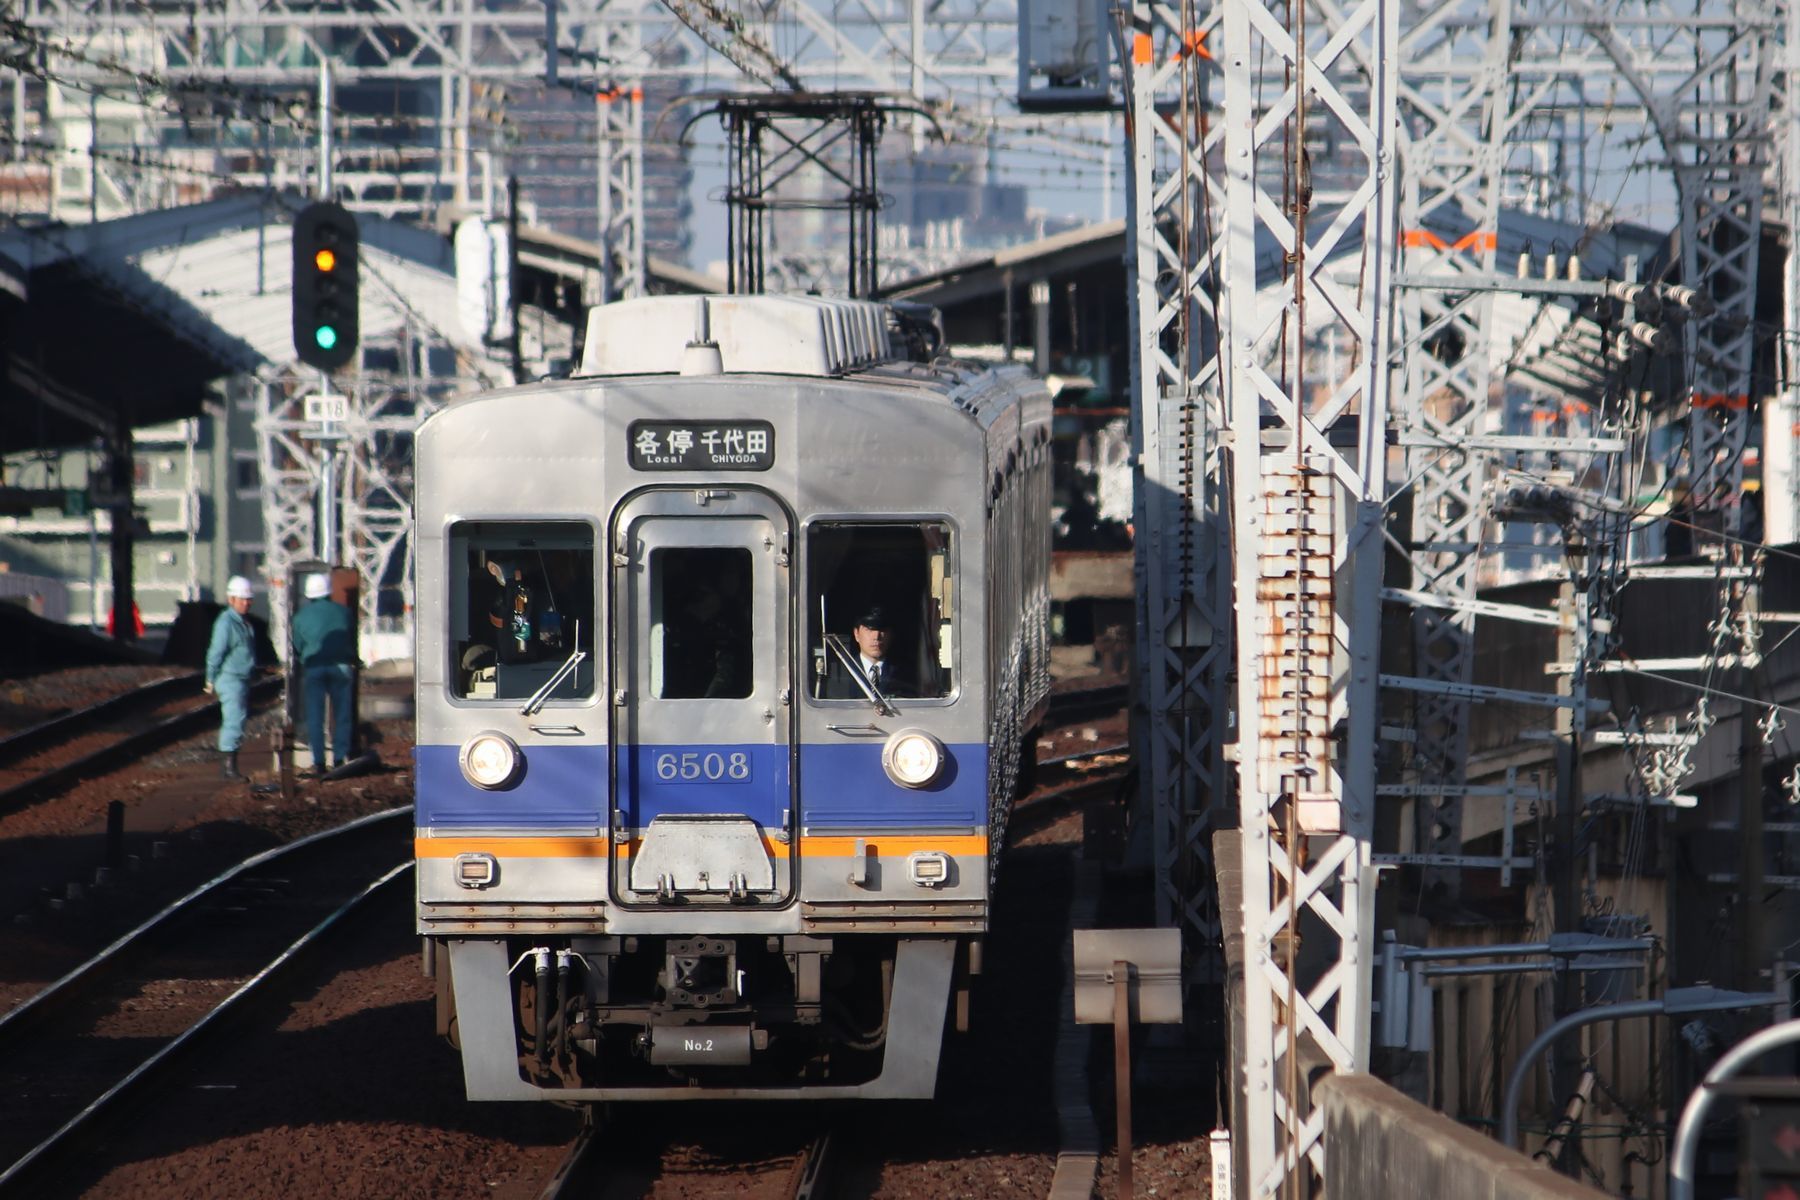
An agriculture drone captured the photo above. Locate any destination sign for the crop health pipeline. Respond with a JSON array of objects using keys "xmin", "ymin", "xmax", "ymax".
[{"xmin": 628, "ymin": 421, "xmax": 775, "ymax": 472}]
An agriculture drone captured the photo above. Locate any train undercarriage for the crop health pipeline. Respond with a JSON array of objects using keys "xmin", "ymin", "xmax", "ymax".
[{"xmin": 432, "ymin": 933, "xmax": 976, "ymax": 1099}]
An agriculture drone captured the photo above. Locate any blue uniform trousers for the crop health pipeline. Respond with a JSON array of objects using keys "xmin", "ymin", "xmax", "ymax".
[
  {"xmin": 305, "ymin": 663, "xmax": 354, "ymax": 769},
  {"xmin": 216, "ymin": 673, "xmax": 251, "ymax": 752}
]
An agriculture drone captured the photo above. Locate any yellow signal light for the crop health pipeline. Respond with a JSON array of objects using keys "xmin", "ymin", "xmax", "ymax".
[{"xmin": 313, "ymin": 248, "xmax": 337, "ymax": 272}]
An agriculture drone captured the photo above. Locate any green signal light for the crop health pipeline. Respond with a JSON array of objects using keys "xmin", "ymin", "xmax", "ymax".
[{"xmin": 314, "ymin": 325, "xmax": 339, "ymax": 350}]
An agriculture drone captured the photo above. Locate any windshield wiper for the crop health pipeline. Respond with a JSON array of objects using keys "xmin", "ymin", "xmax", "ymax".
[
  {"xmin": 823, "ymin": 633, "xmax": 897, "ymax": 717},
  {"xmin": 522, "ymin": 621, "xmax": 587, "ymax": 716}
]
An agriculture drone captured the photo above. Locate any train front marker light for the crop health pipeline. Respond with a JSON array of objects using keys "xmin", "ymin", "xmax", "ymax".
[
  {"xmin": 455, "ymin": 852, "xmax": 499, "ymax": 888},
  {"xmin": 908, "ymin": 851, "xmax": 951, "ymax": 888},
  {"xmin": 460, "ymin": 731, "xmax": 522, "ymax": 789},
  {"xmin": 883, "ymin": 729, "xmax": 945, "ymax": 789}
]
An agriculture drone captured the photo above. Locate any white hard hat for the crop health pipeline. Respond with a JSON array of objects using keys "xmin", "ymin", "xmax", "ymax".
[
  {"xmin": 304, "ymin": 574, "xmax": 330, "ymax": 600},
  {"xmin": 226, "ymin": 575, "xmax": 255, "ymax": 600}
]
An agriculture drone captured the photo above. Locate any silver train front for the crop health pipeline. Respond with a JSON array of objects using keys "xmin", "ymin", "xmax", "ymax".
[{"xmin": 413, "ymin": 295, "xmax": 1051, "ymax": 1099}]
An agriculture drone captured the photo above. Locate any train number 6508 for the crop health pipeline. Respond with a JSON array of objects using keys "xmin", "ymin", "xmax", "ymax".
[{"xmin": 654, "ymin": 751, "xmax": 752, "ymax": 782}]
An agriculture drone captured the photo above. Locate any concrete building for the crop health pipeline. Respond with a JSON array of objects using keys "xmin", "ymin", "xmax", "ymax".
[{"xmin": 1, "ymin": 417, "xmax": 232, "ymax": 628}]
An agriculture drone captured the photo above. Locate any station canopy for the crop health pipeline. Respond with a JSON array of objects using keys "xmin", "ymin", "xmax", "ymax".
[
  {"xmin": 0, "ymin": 192, "xmax": 480, "ymax": 451},
  {"xmin": 884, "ymin": 205, "xmax": 1677, "ymax": 413}
]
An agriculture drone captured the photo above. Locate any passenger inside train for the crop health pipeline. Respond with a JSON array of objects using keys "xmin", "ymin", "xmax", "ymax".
[{"xmin": 451, "ymin": 521, "xmax": 596, "ymax": 700}]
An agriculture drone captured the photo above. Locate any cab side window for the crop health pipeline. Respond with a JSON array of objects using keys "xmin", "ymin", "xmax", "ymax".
[
  {"xmin": 450, "ymin": 521, "xmax": 596, "ymax": 701},
  {"xmin": 807, "ymin": 522, "xmax": 954, "ymax": 700}
]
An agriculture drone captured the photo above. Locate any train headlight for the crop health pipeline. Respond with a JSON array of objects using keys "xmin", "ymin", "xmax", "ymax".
[
  {"xmin": 460, "ymin": 731, "xmax": 522, "ymax": 790},
  {"xmin": 883, "ymin": 729, "xmax": 945, "ymax": 789}
]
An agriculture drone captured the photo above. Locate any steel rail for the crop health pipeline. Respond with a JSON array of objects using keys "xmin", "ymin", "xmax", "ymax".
[
  {"xmin": 1043, "ymin": 682, "xmax": 1127, "ymax": 724},
  {"xmin": 0, "ymin": 674, "xmax": 281, "ymax": 814},
  {"xmin": 0, "ymin": 806, "xmax": 411, "ymax": 1042},
  {"xmin": 0, "ymin": 857, "xmax": 413, "ymax": 1190},
  {"xmin": 1038, "ymin": 742, "xmax": 1130, "ymax": 769},
  {"xmin": 790, "ymin": 1131, "xmax": 834, "ymax": 1200},
  {"xmin": 0, "ymin": 672, "xmax": 200, "ymax": 765},
  {"xmin": 1008, "ymin": 770, "xmax": 1131, "ymax": 841},
  {"xmin": 536, "ymin": 1107, "xmax": 604, "ymax": 1200}
]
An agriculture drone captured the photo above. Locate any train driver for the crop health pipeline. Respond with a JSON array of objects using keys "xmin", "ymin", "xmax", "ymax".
[{"xmin": 823, "ymin": 605, "xmax": 915, "ymax": 699}]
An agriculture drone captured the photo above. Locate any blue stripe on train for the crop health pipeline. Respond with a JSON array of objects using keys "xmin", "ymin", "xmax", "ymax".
[
  {"xmin": 797, "ymin": 742, "xmax": 986, "ymax": 828},
  {"xmin": 414, "ymin": 743, "xmax": 608, "ymax": 828},
  {"xmin": 619, "ymin": 743, "xmax": 789, "ymax": 827},
  {"xmin": 413, "ymin": 740, "xmax": 989, "ymax": 830}
]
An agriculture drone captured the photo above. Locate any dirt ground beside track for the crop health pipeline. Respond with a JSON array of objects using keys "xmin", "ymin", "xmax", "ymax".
[{"xmin": 3, "ymin": 661, "xmax": 1213, "ymax": 1199}]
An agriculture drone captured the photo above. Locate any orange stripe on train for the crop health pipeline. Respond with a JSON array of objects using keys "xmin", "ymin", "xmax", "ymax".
[{"xmin": 415, "ymin": 835, "xmax": 988, "ymax": 859}]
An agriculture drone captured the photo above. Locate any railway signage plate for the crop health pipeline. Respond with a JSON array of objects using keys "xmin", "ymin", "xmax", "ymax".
[
  {"xmin": 303, "ymin": 393, "xmax": 349, "ymax": 423},
  {"xmin": 1073, "ymin": 928, "xmax": 1183, "ymax": 1024},
  {"xmin": 629, "ymin": 421, "xmax": 775, "ymax": 471}
]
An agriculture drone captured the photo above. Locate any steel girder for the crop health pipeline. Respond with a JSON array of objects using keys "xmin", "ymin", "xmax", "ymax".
[
  {"xmin": 595, "ymin": 8, "xmax": 646, "ymax": 303},
  {"xmin": 254, "ymin": 328, "xmax": 495, "ymax": 655},
  {"xmin": 1393, "ymin": 0, "xmax": 1515, "ymax": 888},
  {"xmin": 1775, "ymin": 4, "xmax": 1800, "ymax": 544},
  {"xmin": 8, "ymin": 0, "xmax": 1020, "ymax": 89},
  {"xmin": 1217, "ymin": 0, "xmax": 1397, "ymax": 1193},
  {"xmin": 1572, "ymin": 0, "xmax": 1776, "ymax": 537},
  {"xmin": 11, "ymin": 0, "xmax": 1117, "ymax": 297},
  {"xmin": 8, "ymin": 0, "xmax": 1077, "ymax": 162},
  {"xmin": 1122, "ymin": 0, "xmax": 1232, "ymax": 961}
]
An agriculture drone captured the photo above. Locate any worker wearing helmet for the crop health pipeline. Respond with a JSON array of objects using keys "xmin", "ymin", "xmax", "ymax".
[
  {"xmin": 205, "ymin": 575, "xmax": 258, "ymax": 780},
  {"xmin": 292, "ymin": 572, "xmax": 356, "ymax": 774}
]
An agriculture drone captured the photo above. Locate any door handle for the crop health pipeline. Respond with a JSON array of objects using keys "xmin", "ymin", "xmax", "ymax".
[
  {"xmin": 825, "ymin": 723, "xmax": 887, "ymax": 736},
  {"xmin": 529, "ymin": 724, "xmax": 585, "ymax": 736}
]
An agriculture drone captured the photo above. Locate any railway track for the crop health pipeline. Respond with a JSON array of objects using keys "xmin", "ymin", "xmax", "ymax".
[
  {"xmin": 0, "ymin": 671, "xmax": 282, "ymax": 815},
  {"xmin": 539, "ymin": 1110, "xmax": 842, "ymax": 1200},
  {"xmin": 0, "ymin": 807, "xmax": 413, "ymax": 1194},
  {"xmin": 789, "ymin": 1131, "xmax": 834, "ymax": 1199},
  {"xmin": 1043, "ymin": 680, "xmax": 1126, "ymax": 726}
]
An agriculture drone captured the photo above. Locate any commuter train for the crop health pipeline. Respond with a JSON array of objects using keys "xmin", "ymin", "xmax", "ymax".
[{"xmin": 413, "ymin": 293, "xmax": 1051, "ymax": 1099}]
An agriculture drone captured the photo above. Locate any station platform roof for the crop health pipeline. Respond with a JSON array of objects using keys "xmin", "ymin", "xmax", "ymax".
[
  {"xmin": 0, "ymin": 194, "xmax": 714, "ymax": 455},
  {"xmin": 882, "ymin": 208, "xmax": 1680, "ymax": 411},
  {"xmin": 0, "ymin": 193, "xmax": 476, "ymax": 450}
]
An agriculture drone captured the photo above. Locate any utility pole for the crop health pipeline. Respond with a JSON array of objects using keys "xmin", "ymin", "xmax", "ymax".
[
  {"xmin": 508, "ymin": 174, "xmax": 524, "ymax": 384},
  {"xmin": 1739, "ymin": 571, "xmax": 1766, "ymax": 993},
  {"xmin": 104, "ymin": 434, "xmax": 135, "ymax": 643},
  {"xmin": 1551, "ymin": 532, "xmax": 1589, "ymax": 1147}
]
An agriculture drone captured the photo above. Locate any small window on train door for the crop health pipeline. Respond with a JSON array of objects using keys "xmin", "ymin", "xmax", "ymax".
[
  {"xmin": 649, "ymin": 546, "xmax": 754, "ymax": 699},
  {"xmin": 449, "ymin": 520, "xmax": 596, "ymax": 701},
  {"xmin": 808, "ymin": 521, "xmax": 953, "ymax": 700}
]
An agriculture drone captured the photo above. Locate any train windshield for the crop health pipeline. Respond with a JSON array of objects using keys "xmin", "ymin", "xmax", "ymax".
[
  {"xmin": 449, "ymin": 520, "xmax": 596, "ymax": 701},
  {"xmin": 808, "ymin": 522, "xmax": 953, "ymax": 700}
]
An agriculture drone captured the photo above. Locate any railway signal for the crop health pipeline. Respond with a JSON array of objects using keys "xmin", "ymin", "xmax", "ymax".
[{"xmin": 291, "ymin": 201, "xmax": 360, "ymax": 370}]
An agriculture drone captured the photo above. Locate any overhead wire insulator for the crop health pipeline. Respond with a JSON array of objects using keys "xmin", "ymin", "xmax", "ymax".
[
  {"xmin": 1628, "ymin": 321, "xmax": 1670, "ymax": 352},
  {"xmin": 1658, "ymin": 282, "xmax": 1713, "ymax": 316}
]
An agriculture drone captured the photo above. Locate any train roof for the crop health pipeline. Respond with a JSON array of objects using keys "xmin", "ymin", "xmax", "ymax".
[{"xmin": 578, "ymin": 295, "xmax": 893, "ymax": 378}]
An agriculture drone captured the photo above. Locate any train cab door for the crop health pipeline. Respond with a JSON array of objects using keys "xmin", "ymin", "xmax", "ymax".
[{"xmin": 608, "ymin": 488, "xmax": 795, "ymax": 908}]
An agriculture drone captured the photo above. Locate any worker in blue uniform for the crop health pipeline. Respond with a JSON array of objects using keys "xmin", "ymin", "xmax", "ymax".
[
  {"xmin": 292, "ymin": 572, "xmax": 356, "ymax": 774},
  {"xmin": 205, "ymin": 575, "xmax": 258, "ymax": 780}
]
